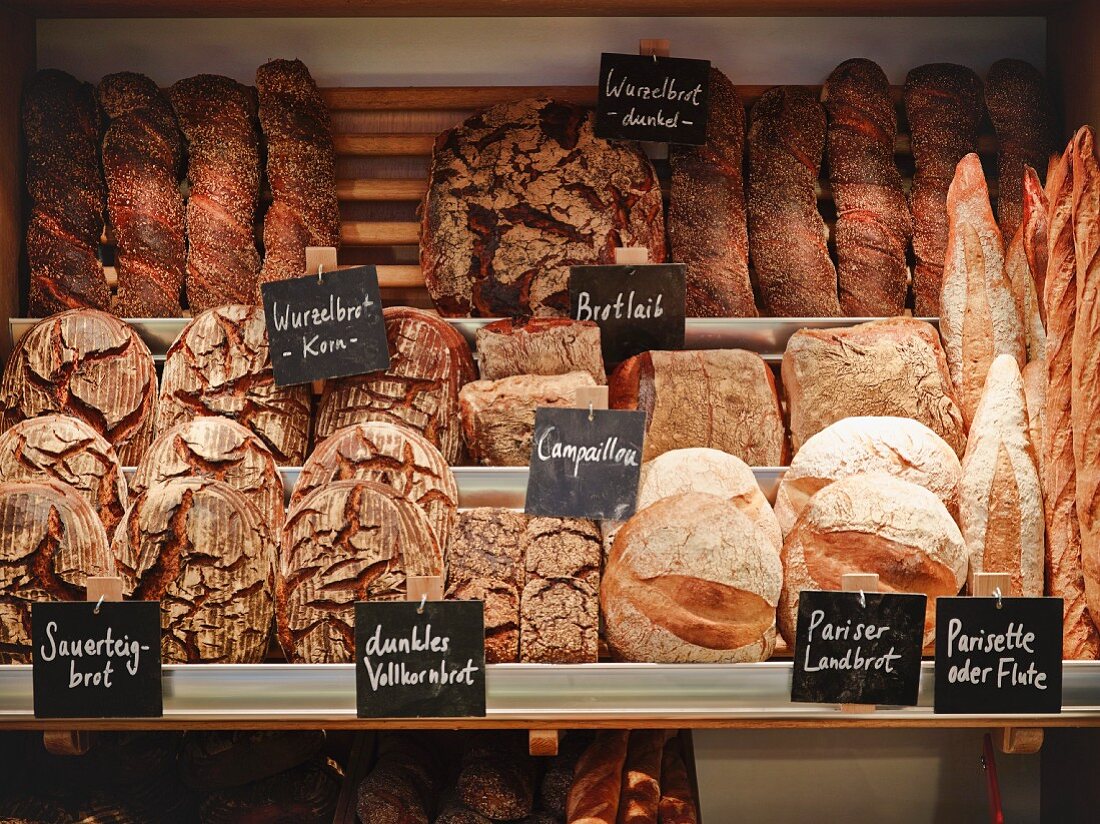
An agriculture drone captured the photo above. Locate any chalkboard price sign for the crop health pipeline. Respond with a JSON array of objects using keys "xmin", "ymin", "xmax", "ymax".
[
  {"xmin": 261, "ymin": 265, "xmax": 390, "ymax": 387},
  {"xmin": 596, "ymin": 53, "xmax": 710, "ymax": 144},
  {"xmin": 569, "ymin": 264, "xmax": 686, "ymax": 364},
  {"xmin": 32, "ymin": 601, "xmax": 162, "ymax": 719},
  {"xmin": 934, "ymin": 596, "xmax": 1063, "ymax": 714},
  {"xmin": 791, "ymin": 590, "xmax": 926, "ymax": 707},
  {"xmin": 524, "ymin": 407, "xmax": 646, "ymax": 520},
  {"xmin": 355, "ymin": 600, "xmax": 486, "ymax": 718}
]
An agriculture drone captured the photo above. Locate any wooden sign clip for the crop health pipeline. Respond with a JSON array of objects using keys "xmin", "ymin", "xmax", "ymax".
[
  {"xmin": 529, "ymin": 729, "xmax": 562, "ymax": 757},
  {"xmin": 614, "ymin": 246, "xmax": 651, "ymax": 266},
  {"xmin": 840, "ymin": 573, "xmax": 880, "ymax": 714},
  {"xmin": 406, "ymin": 575, "xmax": 445, "ymax": 608}
]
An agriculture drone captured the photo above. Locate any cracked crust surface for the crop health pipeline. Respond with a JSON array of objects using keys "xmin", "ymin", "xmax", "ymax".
[
  {"xmin": 1, "ymin": 310, "xmax": 158, "ymax": 466},
  {"xmin": 475, "ymin": 318, "xmax": 606, "ymax": 383}
]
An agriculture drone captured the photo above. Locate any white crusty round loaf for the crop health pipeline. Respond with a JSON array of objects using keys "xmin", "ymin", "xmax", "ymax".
[
  {"xmin": 774, "ymin": 416, "xmax": 962, "ymax": 535},
  {"xmin": 602, "ymin": 492, "xmax": 782, "ymax": 663},
  {"xmin": 779, "ymin": 474, "xmax": 967, "ymax": 647},
  {"xmin": 960, "ymin": 355, "xmax": 1044, "ymax": 596}
]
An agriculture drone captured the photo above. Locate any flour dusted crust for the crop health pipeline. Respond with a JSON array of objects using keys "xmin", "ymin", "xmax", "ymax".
[
  {"xmin": 475, "ymin": 318, "xmax": 606, "ymax": 383},
  {"xmin": 421, "ymin": 98, "xmax": 665, "ymax": 317}
]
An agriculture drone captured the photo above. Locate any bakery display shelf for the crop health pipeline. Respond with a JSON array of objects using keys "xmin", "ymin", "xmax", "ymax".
[{"xmin": 1, "ymin": 661, "xmax": 1100, "ymax": 730}]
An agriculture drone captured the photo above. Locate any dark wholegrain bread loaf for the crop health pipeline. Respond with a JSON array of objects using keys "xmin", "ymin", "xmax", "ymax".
[
  {"xmin": 98, "ymin": 72, "xmax": 185, "ymax": 317},
  {"xmin": 566, "ymin": 731, "xmax": 629, "ymax": 824},
  {"xmin": 256, "ymin": 59, "xmax": 339, "ymax": 284},
  {"xmin": 521, "ymin": 517, "xmax": 600, "ymax": 664},
  {"xmin": 199, "ymin": 755, "xmax": 342, "ymax": 824},
  {"xmin": 669, "ymin": 68, "xmax": 754, "ymax": 317},
  {"xmin": 289, "ymin": 420, "xmax": 457, "ymax": 548},
  {"xmin": 457, "ymin": 732, "xmax": 537, "ymax": 821},
  {"xmin": 112, "ymin": 477, "xmax": 276, "ymax": 663},
  {"xmin": 435, "ymin": 793, "xmax": 493, "ymax": 824},
  {"xmin": 0, "ymin": 415, "xmax": 127, "ymax": 538},
  {"xmin": 985, "ymin": 59, "xmax": 1058, "ymax": 245},
  {"xmin": 277, "ymin": 480, "xmax": 443, "ymax": 663},
  {"xmin": 156, "ymin": 305, "xmax": 311, "ymax": 465},
  {"xmin": 168, "ymin": 74, "xmax": 262, "ymax": 309},
  {"xmin": 356, "ymin": 734, "xmax": 442, "ymax": 824},
  {"xmin": 475, "ymin": 318, "xmax": 606, "ymax": 383},
  {"xmin": 823, "ymin": 58, "xmax": 912, "ymax": 316},
  {"xmin": 747, "ymin": 86, "xmax": 840, "ymax": 317},
  {"xmin": 657, "ymin": 738, "xmax": 698, "ymax": 824},
  {"xmin": 445, "ymin": 508, "xmax": 527, "ymax": 664},
  {"xmin": 903, "ymin": 63, "xmax": 984, "ymax": 316},
  {"xmin": 132, "ymin": 416, "xmax": 284, "ymax": 532},
  {"xmin": 421, "ymin": 98, "xmax": 665, "ymax": 317},
  {"xmin": 1, "ymin": 310, "xmax": 158, "ymax": 465},
  {"xmin": 179, "ymin": 730, "xmax": 326, "ymax": 791},
  {"xmin": 23, "ymin": 69, "xmax": 109, "ymax": 316},
  {"xmin": 315, "ymin": 307, "xmax": 475, "ymax": 464},
  {"xmin": 0, "ymin": 480, "xmax": 113, "ymax": 664}
]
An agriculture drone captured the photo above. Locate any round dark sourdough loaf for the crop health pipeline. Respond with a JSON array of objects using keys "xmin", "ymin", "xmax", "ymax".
[
  {"xmin": 1, "ymin": 310, "xmax": 158, "ymax": 466},
  {"xmin": 112, "ymin": 477, "xmax": 277, "ymax": 663},
  {"xmin": 156, "ymin": 305, "xmax": 311, "ymax": 465},
  {"xmin": 199, "ymin": 755, "xmax": 342, "ymax": 824},
  {"xmin": 421, "ymin": 98, "xmax": 666, "ymax": 317},
  {"xmin": 0, "ymin": 415, "xmax": 128, "ymax": 537},
  {"xmin": 133, "ymin": 416, "xmax": 284, "ymax": 532},
  {"xmin": 277, "ymin": 479, "xmax": 444, "ymax": 663},
  {"xmin": 179, "ymin": 730, "xmax": 326, "ymax": 791},
  {"xmin": 0, "ymin": 480, "xmax": 113, "ymax": 664}
]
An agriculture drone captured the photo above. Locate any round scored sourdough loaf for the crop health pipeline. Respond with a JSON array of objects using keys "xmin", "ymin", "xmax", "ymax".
[
  {"xmin": 132, "ymin": 416, "xmax": 285, "ymax": 532},
  {"xmin": 1, "ymin": 310, "xmax": 158, "ymax": 466},
  {"xmin": 315, "ymin": 307, "xmax": 476, "ymax": 464},
  {"xmin": 0, "ymin": 479, "xmax": 113, "ymax": 663},
  {"xmin": 156, "ymin": 304, "xmax": 311, "ymax": 466},
  {"xmin": 774, "ymin": 416, "xmax": 962, "ymax": 535},
  {"xmin": 199, "ymin": 756, "xmax": 341, "ymax": 824},
  {"xmin": 778, "ymin": 473, "xmax": 967, "ymax": 648},
  {"xmin": 0, "ymin": 414, "xmax": 128, "ymax": 538},
  {"xmin": 277, "ymin": 479, "xmax": 444, "ymax": 663},
  {"xmin": 112, "ymin": 477, "xmax": 277, "ymax": 664},
  {"xmin": 602, "ymin": 492, "xmax": 783, "ymax": 663},
  {"xmin": 290, "ymin": 421, "xmax": 458, "ymax": 549},
  {"xmin": 474, "ymin": 317, "xmax": 606, "ymax": 383}
]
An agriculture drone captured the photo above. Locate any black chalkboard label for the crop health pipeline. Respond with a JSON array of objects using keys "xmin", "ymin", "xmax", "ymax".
[
  {"xmin": 355, "ymin": 600, "xmax": 486, "ymax": 718},
  {"xmin": 596, "ymin": 53, "xmax": 710, "ymax": 145},
  {"xmin": 934, "ymin": 596, "xmax": 1063, "ymax": 714},
  {"xmin": 524, "ymin": 407, "xmax": 645, "ymax": 520},
  {"xmin": 32, "ymin": 601, "xmax": 162, "ymax": 719},
  {"xmin": 261, "ymin": 265, "xmax": 390, "ymax": 387},
  {"xmin": 791, "ymin": 591, "xmax": 926, "ymax": 707},
  {"xmin": 570, "ymin": 264, "xmax": 686, "ymax": 364}
]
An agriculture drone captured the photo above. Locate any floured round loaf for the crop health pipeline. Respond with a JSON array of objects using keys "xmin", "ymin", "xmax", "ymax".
[
  {"xmin": 112, "ymin": 477, "xmax": 276, "ymax": 663},
  {"xmin": 0, "ymin": 480, "xmax": 113, "ymax": 663},
  {"xmin": 315, "ymin": 307, "xmax": 475, "ymax": 464},
  {"xmin": 132, "ymin": 416, "xmax": 284, "ymax": 532},
  {"xmin": 475, "ymin": 318, "xmax": 606, "ymax": 383},
  {"xmin": 277, "ymin": 480, "xmax": 443, "ymax": 663},
  {"xmin": 775, "ymin": 416, "xmax": 962, "ymax": 535},
  {"xmin": 0, "ymin": 415, "xmax": 128, "ymax": 538},
  {"xmin": 290, "ymin": 421, "xmax": 457, "ymax": 548},
  {"xmin": 199, "ymin": 756, "xmax": 341, "ymax": 824},
  {"xmin": 610, "ymin": 349, "xmax": 785, "ymax": 464},
  {"xmin": 778, "ymin": 474, "xmax": 967, "ymax": 647},
  {"xmin": 156, "ymin": 305, "xmax": 311, "ymax": 465},
  {"xmin": 782, "ymin": 318, "xmax": 967, "ymax": 456},
  {"xmin": 1, "ymin": 310, "xmax": 157, "ymax": 465},
  {"xmin": 421, "ymin": 98, "xmax": 666, "ymax": 317},
  {"xmin": 179, "ymin": 730, "xmax": 326, "ymax": 791},
  {"xmin": 602, "ymin": 492, "xmax": 782, "ymax": 663}
]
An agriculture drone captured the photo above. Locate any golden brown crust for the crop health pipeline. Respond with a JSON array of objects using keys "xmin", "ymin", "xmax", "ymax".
[
  {"xmin": 616, "ymin": 730, "xmax": 664, "ymax": 824},
  {"xmin": 658, "ymin": 738, "xmax": 698, "ymax": 824},
  {"xmin": 567, "ymin": 731, "xmax": 629, "ymax": 824}
]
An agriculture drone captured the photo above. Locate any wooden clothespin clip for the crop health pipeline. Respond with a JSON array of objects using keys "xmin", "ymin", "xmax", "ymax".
[
  {"xmin": 840, "ymin": 573, "xmax": 879, "ymax": 715},
  {"xmin": 304, "ymin": 246, "xmax": 340, "ymax": 397}
]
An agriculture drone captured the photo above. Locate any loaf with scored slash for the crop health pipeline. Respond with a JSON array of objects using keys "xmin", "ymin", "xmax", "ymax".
[
  {"xmin": 617, "ymin": 730, "xmax": 665, "ymax": 824},
  {"xmin": 566, "ymin": 731, "xmax": 629, "ymax": 824},
  {"xmin": 1004, "ymin": 165, "xmax": 1050, "ymax": 362},
  {"xmin": 476, "ymin": 318, "xmax": 606, "ymax": 384},
  {"xmin": 658, "ymin": 738, "xmax": 698, "ymax": 824}
]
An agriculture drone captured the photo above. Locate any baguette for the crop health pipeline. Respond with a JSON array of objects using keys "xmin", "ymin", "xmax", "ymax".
[
  {"xmin": 1022, "ymin": 358, "xmax": 1046, "ymax": 479},
  {"xmin": 1003, "ymin": 166, "xmax": 1050, "ymax": 362},
  {"xmin": 616, "ymin": 730, "xmax": 665, "ymax": 824},
  {"xmin": 657, "ymin": 739, "xmax": 697, "ymax": 824},
  {"xmin": 567, "ymin": 731, "xmax": 630, "ymax": 824}
]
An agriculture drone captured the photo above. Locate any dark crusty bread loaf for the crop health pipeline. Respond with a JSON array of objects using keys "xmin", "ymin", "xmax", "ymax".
[
  {"xmin": 23, "ymin": 69, "xmax": 109, "ymax": 316},
  {"xmin": 436, "ymin": 792, "xmax": 493, "ymax": 824},
  {"xmin": 178, "ymin": 730, "xmax": 326, "ymax": 791},
  {"xmin": 540, "ymin": 732, "xmax": 595, "ymax": 818},
  {"xmin": 445, "ymin": 508, "xmax": 526, "ymax": 664},
  {"xmin": 156, "ymin": 305, "xmax": 311, "ymax": 465},
  {"xmin": 421, "ymin": 98, "xmax": 665, "ymax": 317},
  {"xmin": 98, "ymin": 72, "xmax": 186, "ymax": 317},
  {"xmin": 0, "ymin": 414, "xmax": 127, "ymax": 538},
  {"xmin": 112, "ymin": 477, "xmax": 276, "ymax": 663},
  {"xmin": 903, "ymin": 63, "xmax": 984, "ymax": 316},
  {"xmin": 567, "ymin": 731, "xmax": 629, "ymax": 824},
  {"xmin": 1, "ymin": 310, "xmax": 158, "ymax": 466},
  {"xmin": 521, "ymin": 517, "xmax": 600, "ymax": 664},
  {"xmin": 132, "ymin": 416, "xmax": 284, "ymax": 532},
  {"xmin": 476, "ymin": 318, "xmax": 606, "ymax": 383},
  {"xmin": 356, "ymin": 734, "xmax": 441, "ymax": 824},
  {"xmin": 458, "ymin": 732, "xmax": 537, "ymax": 821},
  {"xmin": 747, "ymin": 86, "xmax": 840, "ymax": 316},
  {"xmin": 823, "ymin": 58, "xmax": 912, "ymax": 316},
  {"xmin": 290, "ymin": 420, "xmax": 457, "ymax": 548},
  {"xmin": 616, "ymin": 730, "xmax": 665, "ymax": 824},
  {"xmin": 168, "ymin": 74, "xmax": 262, "ymax": 310},
  {"xmin": 316, "ymin": 307, "xmax": 475, "ymax": 464},
  {"xmin": 256, "ymin": 59, "xmax": 340, "ymax": 284},
  {"xmin": 657, "ymin": 738, "xmax": 697, "ymax": 824},
  {"xmin": 985, "ymin": 59, "xmax": 1058, "ymax": 245},
  {"xmin": 0, "ymin": 480, "xmax": 113, "ymax": 664},
  {"xmin": 277, "ymin": 480, "xmax": 443, "ymax": 663},
  {"xmin": 669, "ymin": 68, "xmax": 754, "ymax": 317},
  {"xmin": 199, "ymin": 755, "xmax": 341, "ymax": 824}
]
